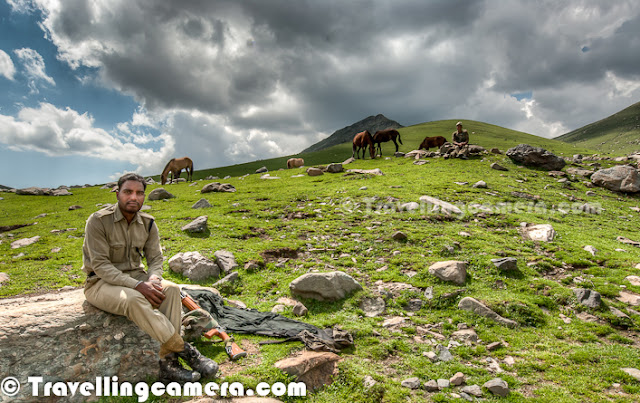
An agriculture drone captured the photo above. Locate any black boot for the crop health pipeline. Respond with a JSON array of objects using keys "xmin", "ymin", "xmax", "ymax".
[
  {"xmin": 159, "ymin": 353, "xmax": 201, "ymax": 383},
  {"xmin": 177, "ymin": 342, "xmax": 219, "ymax": 378}
]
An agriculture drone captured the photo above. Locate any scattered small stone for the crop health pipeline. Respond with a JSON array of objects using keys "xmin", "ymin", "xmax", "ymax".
[
  {"xmin": 458, "ymin": 297, "xmax": 518, "ymax": 327},
  {"xmin": 11, "ymin": 236, "xmax": 41, "ymax": 249},
  {"xmin": 586, "ymin": 191, "xmax": 597, "ymax": 196},
  {"xmin": 423, "ymin": 351, "xmax": 438, "ymax": 362},
  {"xmin": 424, "ymin": 286, "xmax": 434, "ymax": 300},
  {"xmin": 436, "ymin": 344, "xmax": 454, "ymax": 362},
  {"xmin": 214, "ymin": 250, "xmax": 238, "ymax": 273},
  {"xmin": 363, "ymin": 375, "xmax": 377, "ymax": 389},
  {"xmin": 472, "ymin": 180, "xmax": 487, "ymax": 188},
  {"xmin": 429, "ymin": 261, "xmax": 467, "ymax": 285},
  {"xmin": 212, "ymin": 271, "xmax": 239, "ymax": 288},
  {"xmin": 487, "ymin": 341, "xmax": 502, "ymax": 351},
  {"xmin": 583, "ymin": 245, "xmax": 598, "ymax": 256},
  {"xmin": 621, "ymin": 368, "xmax": 640, "ymax": 381},
  {"xmin": 392, "ymin": 231, "xmax": 408, "ymax": 240},
  {"xmin": 401, "ymin": 377, "xmax": 421, "ymax": 389},
  {"xmin": 68, "ymin": 205, "xmax": 83, "ymax": 210},
  {"xmin": 574, "ymin": 288, "xmax": 602, "ymax": 308},
  {"xmin": 181, "ymin": 216, "xmax": 208, "ymax": 233},
  {"xmin": 293, "ymin": 302, "xmax": 308, "ymax": 316},
  {"xmin": 625, "ymin": 276, "xmax": 640, "ymax": 286},
  {"xmin": 0, "ymin": 272, "xmax": 9, "ymax": 285},
  {"xmin": 271, "ymin": 304, "xmax": 286, "ymax": 313},
  {"xmin": 255, "ymin": 166, "xmax": 268, "ymax": 174},
  {"xmin": 148, "ymin": 188, "xmax": 175, "ymax": 200},
  {"xmin": 617, "ymin": 291, "xmax": 640, "ymax": 306},
  {"xmin": 461, "ymin": 385, "xmax": 483, "ymax": 397},
  {"xmin": 491, "ymin": 257, "xmax": 518, "ymax": 272},
  {"xmin": 491, "ymin": 162, "xmax": 508, "ymax": 171},
  {"xmin": 192, "ymin": 198, "xmax": 212, "ymax": 209},
  {"xmin": 424, "ymin": 380, "xmax": 439, "ymax": 392},
  {"xmin": 437, "ymin": 379, "xmax": 450, "ymax": 389},
  {"xmin": 452, "ymin": 328, "xmax": 478, "ymax": 343},
  {"xmin": 450, "ymin": 372, "xmax": 466, "ymax": 386},
  {"xmin": 483, "ymin": 378, "xmax": 509, "ymax": 397}
]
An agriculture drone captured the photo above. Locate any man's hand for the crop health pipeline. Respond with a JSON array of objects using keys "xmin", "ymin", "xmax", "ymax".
[{"xmin": 135, "ymin": 281, "xmax": 165, "ymax": 308}]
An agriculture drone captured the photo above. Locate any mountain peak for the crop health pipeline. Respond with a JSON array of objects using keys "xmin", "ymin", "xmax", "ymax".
[{"xmin": 302, "ymin": 114, "xmax": 403, "ymax": 153}]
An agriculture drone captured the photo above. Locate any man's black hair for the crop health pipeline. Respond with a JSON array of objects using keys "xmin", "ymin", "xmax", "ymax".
[{"xmin": 118, "ymin": 173, "xmax": 147, "ymax": 191}]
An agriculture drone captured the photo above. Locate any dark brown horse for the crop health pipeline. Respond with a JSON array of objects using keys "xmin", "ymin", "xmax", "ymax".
[
  {"xmin": 372, "ymin": 129, "xmax": 403, "ymax": 156},
  {"xmin": 161, "ymin": 157, "xmax": 194, "ymax": 185},
  {"xmin": 418, "ymin": 135, "xmax": 446, "ymax": 151},
  {"xmin": 352, "ymin": 130, "xmax": 376, "ymax": 159}
]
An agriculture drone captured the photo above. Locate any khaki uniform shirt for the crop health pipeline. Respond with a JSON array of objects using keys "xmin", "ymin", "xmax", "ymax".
[
  {"xmin": 81, "ymin": 204, "xmax": 163, "ymax": 289},
  {"xmin": 452, "ymin": 130, "xmax": 469, "ymax": 144}
]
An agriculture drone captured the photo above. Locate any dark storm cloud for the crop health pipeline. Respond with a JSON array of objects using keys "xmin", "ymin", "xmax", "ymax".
[{"xmin": 15, "ymin": 0, "xmax": 640, "ymax": 160}]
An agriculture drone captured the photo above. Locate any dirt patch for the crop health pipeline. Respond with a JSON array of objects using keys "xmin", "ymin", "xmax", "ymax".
[
  {"xmin": 217, "ymin": 340, "xmax": 262, "ymax": 377},
  {"xmin": 260, "ymin": 247, "xmax": 299, "ymax": 262}
]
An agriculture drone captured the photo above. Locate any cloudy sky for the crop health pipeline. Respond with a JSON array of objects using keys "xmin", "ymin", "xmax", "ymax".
[{"xmin": 1, "ymin": 0, "xmax": 639, "ymax": 188}]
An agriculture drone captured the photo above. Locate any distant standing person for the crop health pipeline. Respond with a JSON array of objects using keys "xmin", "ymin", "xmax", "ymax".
[
  {"xmin": 451, "ymin": 121, "xmax": 470, "ymax": 159},
  {"xmin": 81, "ymin": 173, "xmax": 218, "ymax": 382}
]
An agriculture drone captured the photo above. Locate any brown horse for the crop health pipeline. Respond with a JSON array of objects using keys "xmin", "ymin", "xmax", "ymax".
[
  {"xmin": 372, "ymin": 129, "xmax": 403, "ymax": 156},
  {"xmin": 287, "ymin": 158, "xmax": 305, "ymax": 169},
  {"xmin": 419, "ymin": 135, "xmax": 446, "ymax": 151},
  {"xmin": 352, "ymin": 130, "xmax": 376, "ymax": 159},
  {"xmin": 161, "ymin": 157, "xmax": 193, "ymax": 185}
]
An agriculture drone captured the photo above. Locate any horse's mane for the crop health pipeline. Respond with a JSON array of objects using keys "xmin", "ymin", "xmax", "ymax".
[{"xmin": 161, "ymin": 158, "xmax": 175, "ymax": 177}]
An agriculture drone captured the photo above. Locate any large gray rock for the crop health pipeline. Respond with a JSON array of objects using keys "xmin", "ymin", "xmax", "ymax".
[
  {"xmin": 147, "ymin": 188, "xmax": 175, "ymax": 200},
  {"xmin": 591, "ymin": 165, "xmax": 640, "ymax": 193},
  {"xmin": 290, "ymin": 271, "xmax": 362, "ymax": 301},
  {"xmin": 491, "ymin": 257, "xmax": 518, "ymax": 272},
  {"xmin": 274, "ymin": 351, "xmax": 341, "ymax": 391},
  {"xmin": 214, "ymin": 250, "xmax": 239, "ymax": 274},
  {"xmin": 201, "ymin": 182, "xmax": 236, "ymax": 193},
  {"xmin": 458, "ymin": 297, "xmax": 518, "ymax": 328},
  {"xmin": 360, "ymin": 297, "xmax": 386, "ymax": 317},
  {"xmin": 192, "ymin": 198, "xmax": 212, "ymax": 209},
  {"xmin": 0, "ymin": 289, "xmax": 160, "ymax": 401},
  {"xmin": 168, "ymin": 251, "xmax": 220, "ymax": 281},
  {"xmin": 574, "ymin": 288, "xmax": 602, "ymax": 308},
  {"xmin": 181, "ymin": 216, "xmax": 208, "ymax": 233},
  {"xmin": 483, "ymin": 378, "xmax": 509, "ymax": 397},
  {"xmin": 428, "ymin": 261, "xmax": 467, "ymax": 285},
  {"xmin": 326, "ymin": 163, "xmax": 343, "ymax": 173},
  {"xmin": 522, "ymin": 223, "xmax": 556, "ymax": 242},
  {"xmin": 51, "ymin": 188, "xmax": 73, "ymax": 196},
  {"xmin": 506, "ymin": 144, "xmax": 566, "ymax": 171},
  {"xmin": 10, "ymin": 236, "xmax": 41, "ymax": 249},
  {"xmin": 16, "ymin": 187, "xmax": 46, "ymax": 196},
  {"xmin": 419, "ymin": 195, "xmax": 463, "ymax": 215}
]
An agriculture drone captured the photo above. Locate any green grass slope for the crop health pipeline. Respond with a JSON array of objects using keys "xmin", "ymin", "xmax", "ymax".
[
  {"xmin": 556, "ymin": 101, "xmax": 640, "ymax": 155},
  {"xmin": 1, "ymin": 150, "xmax": 639, "ymax": 402},
  {"xmin": 186, "ymin": 119, "xmax": 595, "ymax": 181}
]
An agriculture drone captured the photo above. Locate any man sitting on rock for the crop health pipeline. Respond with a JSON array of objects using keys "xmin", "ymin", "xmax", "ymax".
[
  {"xmin": 82, "ymin": 173, "xmax": 218, "ymax": 382},
  {"xmin": 450, "ymin": 121, "xmax": 470, "ymax": 160}
]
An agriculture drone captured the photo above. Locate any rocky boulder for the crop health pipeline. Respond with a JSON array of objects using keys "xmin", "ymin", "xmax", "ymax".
[
  {"xmin": 506, "ymin": 144, "xmax": 566, "ymax": 171},
  {"xmin": 274, "ymin": 351, "xmax": 341, "ymax": 391},
  {"xmin": 591, "ymin": 165, "xmax": 640, "ymax": 193},
  {"xmin": 458, "ymin": 297, "xmax": 518, "ymax": 328},
  {"xmin": 0, "ymin": 289, "xmax": 160, "ymax": 401},
  {"xmin": 181, "ymin": 216, "xmax": 208, "ymax": 233},
  {"xmin": 428, "ymin": 261, "xmax": 467, "ymax": 285},
  {"xmin": 148, "ymin": 188, "xmax": 175, "ymax": 200},
  {"xmin": 168, "ymin": 251, "xmax": 220, "ymax": 281},
  {"xmin": 214, "ymin": 250, "xmax": 238, "ymax": 274},
  {"xmin": 289, "ymin": 271, "xmax": 362, "ymax": 301},
  {"xmin": 201, "ymin": 182, "xmax": 237, "ymax": 193}
]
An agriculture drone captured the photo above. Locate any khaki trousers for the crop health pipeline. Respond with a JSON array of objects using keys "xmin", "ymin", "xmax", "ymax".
[{"xmin": 84, "ymin": 274, "xmax": 182, "ymax": 345}]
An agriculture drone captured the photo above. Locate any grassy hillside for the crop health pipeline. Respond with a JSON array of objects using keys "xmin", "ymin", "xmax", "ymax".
[
  {"xmin": 186, "ymin": 119, "xmax": 596, "ymax": 181},
  {"xmin": 2, "ymin": 149, "xmax": 639, "ymax": 402},
  {"xmin": 556, "ymin": 101, "xmax": 640, "ymax": 155}
]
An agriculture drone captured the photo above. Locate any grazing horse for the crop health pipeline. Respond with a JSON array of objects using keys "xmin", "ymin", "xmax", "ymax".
[
  {"xmin": 418, "ymin": 135, "xmax": 446, "ymax": 151},
  {"xmin": 287, "ymin": 158, "xmax": 305, "ymax": 169},
  {"xmin": 372, "ymin": 129, "xmax": 403, "ymax": 156},
  {"xmin": 161, "ymin": 157, "xmax": 194, "ymax": 185},
  {"xmin": 352, "ymin": 130, "xmax": 376, "ymax": 159}
]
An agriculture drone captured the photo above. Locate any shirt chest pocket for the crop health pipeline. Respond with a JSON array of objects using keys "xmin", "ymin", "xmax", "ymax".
[{"xmin": 109, "ymin": 242, "xmax": 127, "ymax": 263}]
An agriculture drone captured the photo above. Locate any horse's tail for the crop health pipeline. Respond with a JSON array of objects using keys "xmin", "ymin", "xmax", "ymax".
[
  {"xmin": 287, "ymin": 159, "xmax": 292, "ymax": 169},
  {"xmin": 188, "ymin": 159, "xmax": 194, "ymax": 181},
  {"xmin": 397, "ymin": 131, "xmax": 403, "ymax": 145}
]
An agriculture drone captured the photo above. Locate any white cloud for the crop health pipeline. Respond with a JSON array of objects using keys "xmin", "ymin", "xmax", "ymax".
[
  {"xmin": 0, "ymin": 50, "xmax": 16, "ymax": 81},
  {"xmin": 0, "ymin": 103, "xmax": 174, "ymax": 175},
  {"xmin": 13, "ymin": 48, "xmax": 55, "ymax": 93}
]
